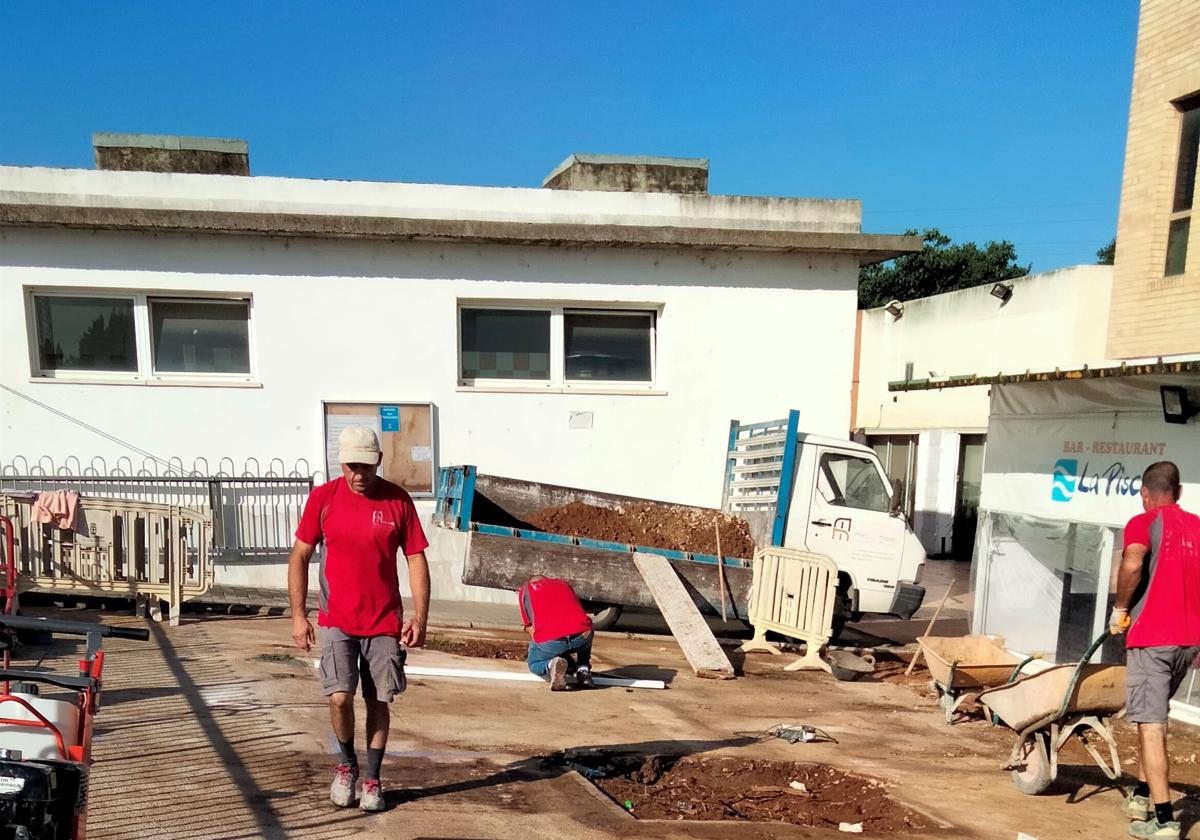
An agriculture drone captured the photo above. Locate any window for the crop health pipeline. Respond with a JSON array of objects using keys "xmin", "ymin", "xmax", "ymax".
[
  {"xmin": 564, "ymin": 311, "xmax": 652, "ymax": 382},
  {"xmin": 818, "ymin": 452, "xmax": 892, "ymax": 513},
  {"xmin": 870, "ymin": 434, "xmax": 919, "ymax": 519},
  {"xmin": 459, "ymin": 304, "xmax": 657, "ymax": 389},
  {"xmin": 460, "ymin": 308, "xmax": 551, "ymax": 380},
  {"xmin": 150, "ymin": 298, "xmax": 251, "ymax": 374},
  {"xmin": 29, "ymin": 291, "xmax": 253, "ymax": 382},
  {"xmin": 34, "ymin": 295, "xmax": 137, "ymax": 373},
  {"xmin": 1166, "ymin": 95, "xmax": 1200, "ymax": 276}
]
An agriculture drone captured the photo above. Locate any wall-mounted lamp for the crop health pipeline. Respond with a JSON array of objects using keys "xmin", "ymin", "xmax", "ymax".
[
  {"xmin": 885, "ymin": 300, "xmax": 904, "ymax": 319},
  {"xmin": 990, "ymin": 282, "xmax": 1014, "ymax": 302},
  {"xmin": 1161, "ymin": 385, "xmax": 1200, "ymax": 424}
]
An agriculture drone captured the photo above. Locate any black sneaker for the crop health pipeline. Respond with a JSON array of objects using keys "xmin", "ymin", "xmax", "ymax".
[
  {"xmin": 576, "ymin": 667, "xmax": 595, "ymax": 689},
  {"xmin": 549, "ymin": 657, "xmax": 569, "ymax": 691}
]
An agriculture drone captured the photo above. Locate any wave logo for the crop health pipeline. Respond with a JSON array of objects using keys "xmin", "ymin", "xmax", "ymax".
[{"xmin": 1052, "ymin": 459, "xmax": 1078, "ymax": 502}]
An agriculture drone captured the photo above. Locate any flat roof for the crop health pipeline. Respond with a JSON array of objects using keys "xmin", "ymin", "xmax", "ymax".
[
  {"xmin": 0, "ymin": 165, "xmax": 920, "ymax": 263},
  {"xmin": 888, "ymin": 360, "xmax": 1200, "ymax": 392}
]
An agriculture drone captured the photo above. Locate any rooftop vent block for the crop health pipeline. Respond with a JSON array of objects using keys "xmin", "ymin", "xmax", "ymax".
[
  {"xmin": 92, "ymin": 133, "xmax": 249, "ymax": 176},
  {"xmin": 543, "ymin": 154, "xmax": 708, "ymax": 194}
]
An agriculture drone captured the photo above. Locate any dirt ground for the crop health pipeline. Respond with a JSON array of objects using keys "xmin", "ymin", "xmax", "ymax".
[
  {"xmin": 590, "ymin": 754, "xmax": 930, "ymax": 831},
  {"xmin": 424, "ymin": 635, "xmax": 528, "ymax": 660},
  {"xmin": 21, "ymin": 602, "xmax": 1200, "ymax": 839},
  {"xmin": 526, "ymin": 500, "xmax": 757, "ymax": 558}
]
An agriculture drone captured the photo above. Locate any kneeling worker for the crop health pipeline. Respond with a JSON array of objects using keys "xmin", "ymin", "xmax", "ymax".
[{"xmin": 518, "ymin": 575, "xmax": 595, "ymax": 690}]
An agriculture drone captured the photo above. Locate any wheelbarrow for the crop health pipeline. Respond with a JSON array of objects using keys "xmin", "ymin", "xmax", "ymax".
[
  {"xmin": 978, "ymin": 631, "xmax": 1125, "ymax": 795},
  {"xmin": 916, "ymin": 635, "xmax": 1041, "ymax": 724}
]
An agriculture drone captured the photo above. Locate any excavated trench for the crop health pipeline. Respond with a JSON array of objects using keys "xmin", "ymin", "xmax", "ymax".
[{"xmin": 557, "ymin": 750, "xmax": 932, "ymax": 832}]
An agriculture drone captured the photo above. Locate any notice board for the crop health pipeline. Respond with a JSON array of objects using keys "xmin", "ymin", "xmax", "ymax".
[{"xmin": 323, "ymin": 402, "xmax": 435, "ymax": 495}]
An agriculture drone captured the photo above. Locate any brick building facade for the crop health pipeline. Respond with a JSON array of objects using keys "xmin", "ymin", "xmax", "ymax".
[{"xmin": 1107, "ymin": 0, "xmax": 1200, "ymax": 358}]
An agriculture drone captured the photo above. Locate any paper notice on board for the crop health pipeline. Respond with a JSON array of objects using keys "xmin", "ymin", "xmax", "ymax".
[
  {"xmin": 326, "ymin": 414, "xmax": 383, "ymax": 479},
  {"xmin": 379, "ymin": 405, "xmax": 400, "ymax": 433},
  {"xmin": 410, "ymin": 446, "xmax": 432, "ymax": 463}
]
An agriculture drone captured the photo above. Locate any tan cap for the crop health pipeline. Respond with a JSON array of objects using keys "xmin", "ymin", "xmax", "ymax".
[{"xmin": 337, "ymin": 426, "xmax": 381, "ymax": 465}]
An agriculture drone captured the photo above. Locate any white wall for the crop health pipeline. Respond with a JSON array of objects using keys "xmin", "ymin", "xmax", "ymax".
[
  {"xmin": 0, "ymin": 226, "xmax": 861, "ymax": 600},
  {"xmin": 912, "ymin": 430, "xmax": 960, "ymax": 556},
  {"xmin": 855, "ymin": 265, "xmax": 1115, "ymax": 434},
  {"xmin": 855, "ymin": 265, "xmax": 1114, "ymax": 556}
]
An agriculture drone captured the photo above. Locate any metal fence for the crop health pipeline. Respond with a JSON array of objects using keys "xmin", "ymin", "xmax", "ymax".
[{"xmin": 0, "ymin": 474, "xmax": 313, "ymax": 557}]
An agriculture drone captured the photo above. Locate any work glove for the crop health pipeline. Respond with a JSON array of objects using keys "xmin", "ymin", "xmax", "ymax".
[{"xmin": 1109, "ymin": 607, "xmax": 1131, "ymax": 635}]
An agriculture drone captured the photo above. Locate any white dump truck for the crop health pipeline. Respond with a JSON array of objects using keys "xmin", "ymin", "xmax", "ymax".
[{"xmin": 434, "ymin": 411, "xmax": 927, "ymax": 635}]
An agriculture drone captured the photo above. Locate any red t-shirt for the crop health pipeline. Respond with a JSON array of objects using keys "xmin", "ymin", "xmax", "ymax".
[
  {"xmin": 295, "ymin": 477, "xmax": 429, "ymax": 637},
  {"xmin": 518, "ymin": 577, "xmax": 592, "ymax": 644},
  {"xmin": 1124, "ymin": 503, "xmax": 1200, "ymax": 648}
]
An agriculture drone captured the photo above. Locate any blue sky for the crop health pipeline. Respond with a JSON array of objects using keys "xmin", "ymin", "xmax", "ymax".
[{"xmin": 0, "ymin": 2, "xmax": 1137, "ymax": 272}]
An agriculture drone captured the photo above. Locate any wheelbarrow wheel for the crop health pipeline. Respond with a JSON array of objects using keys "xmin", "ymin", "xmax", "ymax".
[{"xmin": 1011, "ymin": 732, "xmax": 1052, "ymax": 795}]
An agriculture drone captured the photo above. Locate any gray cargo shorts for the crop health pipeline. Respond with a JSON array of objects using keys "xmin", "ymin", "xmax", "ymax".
[
  {"xmin": 318, "ymin": 626, "xmax": 407, "ymax": 702},
  {"xmin": 1126, "ymin": 645, "xmax": 1200, "ymax": 724}
]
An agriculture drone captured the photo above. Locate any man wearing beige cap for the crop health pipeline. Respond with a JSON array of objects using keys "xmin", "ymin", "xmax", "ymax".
[{"xmin": 287, "ymin": 425, "xmax": 431, "ymax": 813}]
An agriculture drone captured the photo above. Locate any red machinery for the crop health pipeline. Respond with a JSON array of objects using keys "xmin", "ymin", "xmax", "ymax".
[{"xmin": 0, "ymin": 522, "xmax": 148, "ymax": 840}]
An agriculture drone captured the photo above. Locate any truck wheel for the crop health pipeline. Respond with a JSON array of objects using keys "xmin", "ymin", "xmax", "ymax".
[
  {"xmin": 587, "ymin": 604, "xmax": 623, "ymax": 631},
  {"xmin": 829, "ymin": 590, "xmax": 854, "ymax": 643}
]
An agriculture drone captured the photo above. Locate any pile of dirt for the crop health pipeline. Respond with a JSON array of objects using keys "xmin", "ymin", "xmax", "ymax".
[
  {"xmin": 526, "ymin": 501, "xmax": 756, "ymax": 559},
  {"xmin": 424, "ymin": 637, "xmax": 528, "ymax": 661},
  {"xmin": 592, "ymin": 755, "xmax": 930, "ymax": 831}
]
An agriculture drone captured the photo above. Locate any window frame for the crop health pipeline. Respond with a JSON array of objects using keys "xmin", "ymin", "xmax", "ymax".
[
  {"xmin": 1165, "ymin": 93, "xmax": 1200, "ymax": 277},
  {"xmin": 28, "ymin": 290, "xmax": 141, "ymax": 379},
  {"xmin": 147, "ymin": 296, "xmax": 255, "ymax": 379},
  {"xmin": 457, "ymin": 303, "xmax": 555, "ymax": 387},
  {"xmin": 562, "ymin": 308, "xmax": 656, "ymax": 386},
  {"xmin": 26, "ymin": 288, "xmax": 257, "ymax": 385},
  {"xmin": 868, "ymin": 433, "xmax": 919, "ymax": 519},
  {"xmin": 817, "ymin": 451, "xmax": 893, "ymax": 514},
  {"xmin": 457, "ymin": 301, "xmax": 660, "ymax": 392}
]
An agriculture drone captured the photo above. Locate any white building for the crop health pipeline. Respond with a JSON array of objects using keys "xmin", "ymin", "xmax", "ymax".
[
  {"xmin": 0, "ymin": 135, "xmax": 917, "ymax": 603},
  {"xmin": 853, "ymin": 264, "xmax": 1114, "ymax": 560}
]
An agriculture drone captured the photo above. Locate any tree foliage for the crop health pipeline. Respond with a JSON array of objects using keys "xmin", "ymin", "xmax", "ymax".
[
  {"xmin": 858, "ymin": 228, "xmax": 1031, "ymax": 309},
  {"xmin": 1096, "ymin": 237, "xmax": 1115, "ymax": 265}
]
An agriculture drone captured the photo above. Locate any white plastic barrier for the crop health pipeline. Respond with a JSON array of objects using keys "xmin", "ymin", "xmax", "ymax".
[
  {"xmin": 0, "ymin": 493, "xmax": 212, "ymax": 626},
  {"xmin": 740, "ymin": 546, "xmax": 837, "ymax": 672}
]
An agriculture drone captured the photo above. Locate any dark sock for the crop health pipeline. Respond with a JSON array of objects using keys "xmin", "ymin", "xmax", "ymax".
[
  {"xmin": 338, "ymin": 739, "xmax": 357, "ymax": 769},
  {"xmin": 1134, "ymin": 781, "xmax": 1150, "ymax": 798},
  {"xmin": 365, "ymin": 747, "xmax": 384, "ymax": 781},
  {"xmin": 1154, "ymin": 801, "xmax": 1173, "ymax": 824}
]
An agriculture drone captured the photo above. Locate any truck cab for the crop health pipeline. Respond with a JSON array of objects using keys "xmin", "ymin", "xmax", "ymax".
[{"xmin": 785, "ymin": 435, "xmax": 926, "ymax": 622}]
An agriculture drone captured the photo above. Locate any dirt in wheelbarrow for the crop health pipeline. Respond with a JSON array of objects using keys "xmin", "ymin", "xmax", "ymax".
[
  {"xmin": 526, "ymin": 501, "xmax": 756, "ymax": 559},
  {"xmin": 570, "ymin": 752, "xmax": 931, "ymax": 832}
]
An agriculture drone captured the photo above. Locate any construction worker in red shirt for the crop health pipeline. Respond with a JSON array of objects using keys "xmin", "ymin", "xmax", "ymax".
[
  {"xmin": 1111, "ymin": 461, "xmax": 1200, "ymax": 840},
  {"xmin": 288, "ymin": 426, "xmax": 431, "ymax": 813},
  {"xmin": 518, "ymin": 575, "xmax": 595, "ymax": 691}
]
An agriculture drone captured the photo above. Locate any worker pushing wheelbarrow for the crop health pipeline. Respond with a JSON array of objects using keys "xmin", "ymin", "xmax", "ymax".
[
  {"xmin": 983, "ymin": 460, "xmax": 1200, "ymax": 840},
  {"xmin": 979, "ymin": 630, "xmax": 1125, "ymax": 796}
]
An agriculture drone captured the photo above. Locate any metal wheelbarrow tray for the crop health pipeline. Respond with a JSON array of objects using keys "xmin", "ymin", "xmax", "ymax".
[
  {"xmin": 917, "ymin": 635, "xmax": 1033, "ymax": 724},
  {"xmin": 978, "ymin": 636, "xmax": 1125, "ymax": 795}
]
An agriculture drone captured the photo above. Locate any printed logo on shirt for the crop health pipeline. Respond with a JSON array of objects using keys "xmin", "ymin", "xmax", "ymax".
[{"xmin": 371, "ymin": 510, "xmax": 397, "ymax": 529}]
